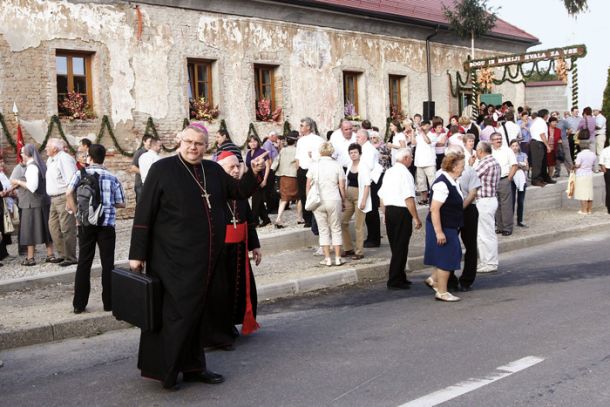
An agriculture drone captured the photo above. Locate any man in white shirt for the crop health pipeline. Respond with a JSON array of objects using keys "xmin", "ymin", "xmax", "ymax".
[
  {"xmin": 139, "ymin": 137, "xmax": 162, "ymax": 184},
  {"xmin": 295, "ymin": 117, "xmax": 324, "ymax": 227},
  {"xmin": 329, "ymin": 119, "xmax": 356, "ymax": 171},
  {"xmin": 45, "ymin": 138, "xmax": 78, "ymax": 266},
  {"xmin": 413, "ymin": 120, "xmax": 436, "ymax": 204},
  {"xmin": 356, "ymin": 129, "xmax": 382, "ymax": 247},
  {"xmin": 593, "ymin": 109, "xmax": 607, "ymax": 158},
  {"xmin": 498, "ymin": 111, "xmax": 521, "ymax": 146},
  {"xmin": 378, "ymin": 147, "xmax": 422, "ymax": 290},
  {"xmin": 599, "ymin": 144, "xmax": 610, "ymax": 214},
  {"xmin": 490, "ymin": 132, "xmax": 518, "ymax": 236},
  {"xmin": 528, "ymin": 109, "xmax": 553, "ymax": 187}
]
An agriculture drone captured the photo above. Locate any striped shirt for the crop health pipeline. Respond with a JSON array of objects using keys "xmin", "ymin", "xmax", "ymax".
[
  {"xmin": 68, "ymin": 164, "xmax": 125, "ymax": 227},
  {"xmin": 474, "ymin": 154, "xmax": 500, "ymax": 198}
]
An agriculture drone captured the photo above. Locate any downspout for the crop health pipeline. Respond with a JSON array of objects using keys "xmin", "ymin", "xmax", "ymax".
[{"xmin": 426, "ymin": 25, "xmax": 440, "ymax": 104}]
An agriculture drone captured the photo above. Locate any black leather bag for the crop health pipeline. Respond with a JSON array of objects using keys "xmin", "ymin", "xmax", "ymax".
[{"xmin": 111, "ymin": 267, "xmax": 162, "ymax": 332}]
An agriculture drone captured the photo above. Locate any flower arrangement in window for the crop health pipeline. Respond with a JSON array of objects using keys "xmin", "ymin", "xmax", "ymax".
[
  {"xmin": 60, "ymin": 91, "xmax": 96, "ymax": 120},
  {"xmin": 256, "ymin": 99, "xmax": 282, "ymax": 122},
  {"xmin": 190, "ymin": 97, "xmax": 220, "ymax": 122},
  {"xmin": 344, "ymin": 101, "xmax": 360, "ymax": 121},
  {"xmin": 390, "ymin": 105, "xmax": 406, "ymax": 121}
]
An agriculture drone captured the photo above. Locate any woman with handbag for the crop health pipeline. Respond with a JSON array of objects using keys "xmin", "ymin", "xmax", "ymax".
[
  {"xmin": 546, "ymin": 117, "xmax": 562, "ymax": 178},
  {"xmin": 577, "ymin": 107, "xmax": 597, "ymax": 147},
  {"xmin": 306, "ymin": 142, "xmax": 346, "ymax": 266},
  {"xmin": 341, "ymin": 143, "xmax": 371, "ymax": 260},
  {"xmin": 245, "ymin": 136, "xmax": 271, "ymax": 227}
]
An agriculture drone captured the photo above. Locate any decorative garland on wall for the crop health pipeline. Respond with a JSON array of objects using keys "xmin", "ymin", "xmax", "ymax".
[
  {"xmin": 0, "ymin": 114, "xmax": 294, "ymax": 159},
  {"xmin": 571, "ymin": 58, "xmax": 579, "ymax": 109}
]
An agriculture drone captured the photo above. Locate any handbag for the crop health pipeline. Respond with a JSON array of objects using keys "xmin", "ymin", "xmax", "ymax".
[
  {"xmin": 556, "ymin": 144, "xmax": 565, "ymax": 162},
  {"xmin": 566, "ymin": 171, "xmax": 575, "ymax": 199},
  {"xmin": 2, "ymin": 199, "xmax": 15, "ymax": 234},
  {"xmin": 304, "ymin": 166, "xmax": 321, "ymax": 211},
  {"xmin": 111, "ymin": 267, "xmax": 162, "ymax": 332}
]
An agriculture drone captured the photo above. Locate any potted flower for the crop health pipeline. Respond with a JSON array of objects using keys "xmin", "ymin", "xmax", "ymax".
[
  {"xmin": 344, "ymin": 101, "xmax": 360, "ymax": 121},
  {"xmin": 190, "ymin": 97, "xmax": 220, "ymax": 122},
  {"xmin": 60, "ymin": 91, "xmax": 96, "ymax": 120},
  {"xmin": 256, "ymin": 99, "xmax": 282, "ymax": 122}
]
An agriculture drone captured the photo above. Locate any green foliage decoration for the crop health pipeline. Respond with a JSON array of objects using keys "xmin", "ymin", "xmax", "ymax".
[
  {"xmin": 443, "ymin": 0, "xmax": 498, "ymax": 44},
  {"xmin": 97, "ymin": 115, "xmax": 134, "ymax": 157},
  {"xmin": 282, "ymin": 120, "xmax": 291, "ymax": 137}
]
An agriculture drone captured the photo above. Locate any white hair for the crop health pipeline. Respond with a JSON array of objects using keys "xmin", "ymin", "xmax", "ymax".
[
  {"xmin": 395, "ymin": 147, "xmax": 412, "ymax": 162},
  {"xmin": 47, "ymin": 138, "xmax": 65, "ymax": 151}
]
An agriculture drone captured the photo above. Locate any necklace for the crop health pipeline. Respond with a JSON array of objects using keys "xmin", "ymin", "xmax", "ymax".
[
  {"xmin": 178, "ymin": 155, "xmax": 212, "ymax": 209},
  {"xmin": 227, "ymin": 201, "xmax": 238, "ymax": 229}
]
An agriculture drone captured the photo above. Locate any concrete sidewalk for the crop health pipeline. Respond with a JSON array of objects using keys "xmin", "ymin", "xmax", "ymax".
[{"xmin": 1, "ymin": 204, "xmax": 609, "ymax": 351}]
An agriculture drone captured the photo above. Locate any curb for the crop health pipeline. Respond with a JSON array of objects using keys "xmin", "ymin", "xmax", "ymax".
[{"xmin": 2, "ymin": 217, "xmax": 610, "ymax": 350}]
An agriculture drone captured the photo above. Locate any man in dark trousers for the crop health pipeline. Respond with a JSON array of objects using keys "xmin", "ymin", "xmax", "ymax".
[
  {"xmin": 66, "ymin": 144, "xmax": 126, "ymax": 314},
  {"xmin": 377, "ymin": 148, "xmax": 422, "ymax": 289},
  {"xmin": 128, "ymin": 122, "xmax": 265, "ymax": 390}
]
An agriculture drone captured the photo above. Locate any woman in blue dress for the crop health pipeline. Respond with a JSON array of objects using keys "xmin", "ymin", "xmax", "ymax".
[{"xmin": 424, "ymin": 151, "xmax": 465, "ymax": 302}]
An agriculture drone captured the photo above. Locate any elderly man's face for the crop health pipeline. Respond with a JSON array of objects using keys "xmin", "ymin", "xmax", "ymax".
[
  {"xmin": 491, "ymin": 135, "xmax": 503, "ymax": 149},
  {"xmin": 341, "ymin": 122, "xmax": 353, "ymax": 139},
  {"xmin": 299, "ymin": 122, "xmax": 310, "ymax": 136},
  {"xmin": 179, "ymin": 129, "xmax": 207, "ymax": 164},
  {"xmin": 219, "ymin": 155, "xmax": 241, "ymax": 180},
  {"xmin": 356, "ymin": 131, "xmax": 368, "ymax": 145},
  {"xmin": 45, "ymin": 143, "xmax": 58, "ymax": 157}
]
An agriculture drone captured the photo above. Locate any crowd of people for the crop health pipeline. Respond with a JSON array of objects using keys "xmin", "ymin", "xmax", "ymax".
[{"xmin": 1, "ymin": 100, "xmax": 609, "ymax": 390}]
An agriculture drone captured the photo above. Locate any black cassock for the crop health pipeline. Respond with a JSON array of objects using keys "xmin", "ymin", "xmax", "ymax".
[
  {"xmin": 129, "ymin": 155, "xmax": 259, "ymax": 388},
  {"xmin": 203, "ymin": 199, "xmax": 260, "ymax": 348}
]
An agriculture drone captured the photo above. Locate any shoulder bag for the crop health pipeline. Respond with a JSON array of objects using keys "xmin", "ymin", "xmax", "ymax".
[{"xmin": 304, "ymin": 164, "xmax": 321, "ymax": 212}]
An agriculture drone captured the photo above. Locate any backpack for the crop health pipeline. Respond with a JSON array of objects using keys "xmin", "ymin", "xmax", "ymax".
[{"xmin": 76, "ymin": 168, "xmax": 103, "ymax": 226}]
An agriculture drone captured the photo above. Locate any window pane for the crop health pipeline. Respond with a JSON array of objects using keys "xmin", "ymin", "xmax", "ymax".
[
  {"xmin": 72, "ymin": 57, "xmax": 85, "ymax": 76},
  {"xmin": 262, "ymin": 85, "xmax": 271, "ymax": 100},
  {"xmin": 74, "ymin": 76, "xmax": 87, "ymax": 94},
  {"xmin": 57, "ymin": 75, "xmax": 68, "ymax": 94},
  {"xmin": 56, "ymin": 56, "xmax": 67, "ymax": 75},
  {"xmin": 202, "ymin": 83, "xmax": 209, "ymax": 100},
  {"xmin": 262, "ymin": 70, "xmax": 270, "ymax": 86},
  {"xmin": 187, "ymin": 64, "xmax": 194, "ymax": 99},
  {"xmin": 197, "ymin": 65, "xmax": 205, "ymax": 82}
]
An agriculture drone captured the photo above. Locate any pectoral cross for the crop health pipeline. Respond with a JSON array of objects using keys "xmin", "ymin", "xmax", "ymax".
[
  {"xmin": 231, "ymin": 214, "xmax": 238, "ymax": 229},
  {"xmin": 201, "ymin": 190, "xmax": 211, "ymax": 209}
]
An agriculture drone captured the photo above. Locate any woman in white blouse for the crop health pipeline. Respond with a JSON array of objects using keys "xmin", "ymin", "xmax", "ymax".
[
  {"xmin": 10, "ymin": 144, "xmax": 55, "ymax": 266},
  {"xmin": 307, "ymin": 142, "xmax": 346, "ymax": 266},
  {"xmin": 341, "ymin": 143, "xmax": 371, "ymax": 260},
  {"xmin": 387, "ymin": 120, "xmax": 407, "ymax": 165}
]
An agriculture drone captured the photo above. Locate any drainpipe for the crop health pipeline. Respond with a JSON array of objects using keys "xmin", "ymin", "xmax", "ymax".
[{"xmin": 426, "ymin": 25, "xmax": 440, "ymax": 105}]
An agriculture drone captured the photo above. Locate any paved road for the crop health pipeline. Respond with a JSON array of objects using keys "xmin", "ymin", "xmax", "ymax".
[{"xmin": 1, "ymin": 231, "xmax": 609, "ymax": 406}]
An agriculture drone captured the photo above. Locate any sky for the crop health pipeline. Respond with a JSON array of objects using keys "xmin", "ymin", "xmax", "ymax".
[{"xmin": 487, "ymin": 0, "xmax": 609, "ymax": 109}]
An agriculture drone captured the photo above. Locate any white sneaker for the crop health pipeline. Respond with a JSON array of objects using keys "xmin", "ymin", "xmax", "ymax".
[
  {"xmin": 477, "ymin": 264, "xmax": 498, "ymax": 273},
  {"xmin": 335, "ymin": 257, "xmax": 345, "ymax": 266},
  {"xmin": 313, "ymin": 247, "xmax": 324, "ymax": 256},
  {"xmin": 319, "ymin": 258, "xmax": 332, "ymax": 266}
]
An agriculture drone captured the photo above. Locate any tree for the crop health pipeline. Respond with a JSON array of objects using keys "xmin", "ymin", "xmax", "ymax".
[
  {"xmin": 563, "ymin": 0, "xmax": 588, "ymax": 15},
  {"xmin": 601, "ymin": 67, "xmax": 610, "ymax": 147},
  {"xmin": 442, "ymin": 0, "xmax": 498, "ymax": 59}
]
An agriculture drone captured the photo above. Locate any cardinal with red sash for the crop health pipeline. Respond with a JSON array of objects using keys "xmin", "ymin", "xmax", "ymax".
[{"xmin": 203, "ymin": 151, "xmax": 261, "ymax": 350}]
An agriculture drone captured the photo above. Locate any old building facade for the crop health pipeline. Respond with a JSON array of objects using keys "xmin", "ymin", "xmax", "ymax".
[{"xmin": 0, "ymin": 0, "xmax": 537, "ymax": 209}]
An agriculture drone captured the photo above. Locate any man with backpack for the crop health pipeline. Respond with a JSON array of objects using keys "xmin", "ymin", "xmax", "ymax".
[{"xmin": 66, "ymin": 144, "xmax": 126, "ymax": 314}]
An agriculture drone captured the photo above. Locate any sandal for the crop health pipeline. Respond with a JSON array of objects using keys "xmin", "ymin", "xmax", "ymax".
[
  {"xmin": 21, "ymin": 258, "xmax": 36, "ymax": 266},
  {"xmin": 45, "ymin": 256, "xmax": 64, "ymax": 264},
  {"xmin": 425, "ymin": 277, "xmax": 438, "ymax": 292},
  {"xmin": 435, "ymin": 291, "xmax": 461, "ymax": 302}
]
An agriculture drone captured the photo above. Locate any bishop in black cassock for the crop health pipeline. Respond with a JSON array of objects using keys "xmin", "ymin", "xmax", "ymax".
[{"xmin": 128, "ymin": 124, "xmax": 264, "ymax": 389}]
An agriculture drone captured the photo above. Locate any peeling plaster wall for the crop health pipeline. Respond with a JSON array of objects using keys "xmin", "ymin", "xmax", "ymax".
[{"xmin": 0, "ymin": 0, "xmax": 525, "ymax": 149}]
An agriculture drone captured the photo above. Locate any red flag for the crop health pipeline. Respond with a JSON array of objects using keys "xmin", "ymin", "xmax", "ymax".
[{"xmin": 16, "ymin": 122, "xmax": 24, "ymax": 164}]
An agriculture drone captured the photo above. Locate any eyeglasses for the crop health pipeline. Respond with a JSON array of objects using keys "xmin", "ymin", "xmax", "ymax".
[{"xmin": 181, "ymin": 138, "xmax": 206, "ymax": 148}]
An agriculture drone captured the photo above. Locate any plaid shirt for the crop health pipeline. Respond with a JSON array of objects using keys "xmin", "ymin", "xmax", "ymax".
[
  {"xmin": 68, "ymin": 164, "xmax": 125, "ymax": 227},
  {"xmin": 475, "ymin": 154, "xmax": 500, "ymax": 198}
]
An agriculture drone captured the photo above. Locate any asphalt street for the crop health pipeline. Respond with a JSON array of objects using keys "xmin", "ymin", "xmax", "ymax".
[{"xmin": 1, "ymin": 231, "xmax": 609, "ymax": 406}]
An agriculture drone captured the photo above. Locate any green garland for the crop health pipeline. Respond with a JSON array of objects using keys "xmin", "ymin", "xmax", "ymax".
[
  {"xmin": 40, "ymin": 115, "xmax": 76, "ymax": 154},
  {"xmin": 384, "ymin": 117, "xmax": 392, "ymax": 142},
  {"xmin": 0, "ymin": 113, "xmax": 16, "ymax": 149},
  {"xmin": 182, "ymin": 117, "xmax": 190, "ymax": 129},
  {"xmin": 97, "ymin": 115, "xmax": 134, "ymax": 157},
  {"xmin": 571, "ymin": 58, "xmax": 579, "ymax": 109},
  {"xmin": 247, "ymin": 122, "xmax": 261, "ymax": 143},
  {"xmin": 282, "ymin": 120, "xmax": 291, "ymax": 137}
]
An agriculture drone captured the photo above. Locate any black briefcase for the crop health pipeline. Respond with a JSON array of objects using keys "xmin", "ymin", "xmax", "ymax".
[{"xmin": 111, "ymin": 267, "xmax": 162, "ymax": 332}]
